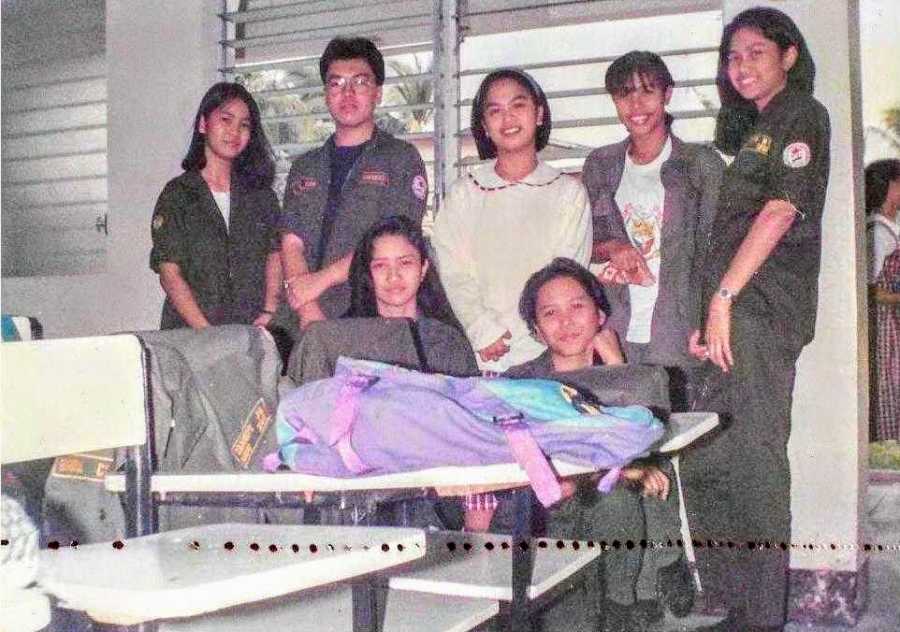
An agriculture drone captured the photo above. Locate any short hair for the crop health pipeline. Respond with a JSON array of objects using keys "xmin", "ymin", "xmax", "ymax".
[
  {"xmin": 181, "ymin": 82, "xmax": 275, "ymax": 190},
  {"xmin": 319, "ymin": 37, "xmax": 385, "ymax": 86},
  {"xmin": 470, "ymin": 68, "xmax": 552, "ymax": 160},
  {"xmin": 345, "ymin": 215, "xmax": 464, "ymax": 331},
  {"xmin": 714, "ymin": 7, "xmax": 816, "ymax": 155},
  {"xmin": 605, "ymin": 51, "xmax": 675, "ymax": 128},
  {"xmin": 865, "ymin": 159, "xmax": 900, "ymax": 212},
  {"xmin": 518, "ymin": 258, "xmax": 610, "ymax": 336}
]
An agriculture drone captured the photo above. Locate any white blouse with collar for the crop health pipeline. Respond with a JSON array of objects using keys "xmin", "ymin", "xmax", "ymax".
[{"xmin": 432, "ymin": 160, "xmax": 592, "ymax": 372}]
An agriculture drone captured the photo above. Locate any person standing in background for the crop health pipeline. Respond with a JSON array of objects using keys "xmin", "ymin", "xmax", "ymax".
[{"xmin": 866, "ymin": 159, "xmax": 900, "ymax": 442}]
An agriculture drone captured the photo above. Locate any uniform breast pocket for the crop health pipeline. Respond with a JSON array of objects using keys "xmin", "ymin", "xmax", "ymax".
[{"xmin": 732, "ymin": 149, "xmax": 769, "ymax": 183}]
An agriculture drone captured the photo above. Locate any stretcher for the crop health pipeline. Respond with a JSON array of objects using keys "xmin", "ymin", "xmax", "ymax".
[
  {"xmin": 3, "ymin": 331, "xmax": 717, "ymax": 632},
  {"xmin": 105, "ymin": 412, "xmax": 717, "ymax": 631}
]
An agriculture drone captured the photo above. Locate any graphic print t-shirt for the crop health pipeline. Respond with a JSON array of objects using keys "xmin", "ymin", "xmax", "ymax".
[{"xmin": 614, "ymin": 137, "xmax": 671, "ymax": 343}]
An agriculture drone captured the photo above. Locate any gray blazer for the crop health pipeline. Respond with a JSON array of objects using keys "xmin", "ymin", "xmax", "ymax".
[{"xmin": 582, "ymin": 135, "xmax": 724, "ymax": 367}]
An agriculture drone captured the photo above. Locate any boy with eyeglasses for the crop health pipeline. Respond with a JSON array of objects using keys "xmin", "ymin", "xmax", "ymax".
[{"xmin": 280, "ymin": 37, "xmax": 429, "ymax": 329}]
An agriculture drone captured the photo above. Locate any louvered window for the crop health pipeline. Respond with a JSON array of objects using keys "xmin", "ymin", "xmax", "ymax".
[
  {"xmin": 454, "ymin": 1, "xmax": 723, "ymax": 176},
  {"xmin": 220, "ymin": 0, "xmax": 440, "ymax": 221},
  {"xmin": 220, "ymin": 0, "xmax": 722, "ymax": 218},
  {"xmin": 2, "ymin": 50, "xmax": 108, "ymax": 277}
]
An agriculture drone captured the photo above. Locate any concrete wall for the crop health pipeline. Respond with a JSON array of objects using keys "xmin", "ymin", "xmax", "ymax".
[
  {"xmin": 1, "ymin": 1, "xmax": 220, "ymax": 337},
  {"xmin": 722, "ymin": 0, "xmax": 866, "ymax": 572}
]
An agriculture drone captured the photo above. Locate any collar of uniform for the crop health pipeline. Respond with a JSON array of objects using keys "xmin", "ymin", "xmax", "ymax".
[
  {"xmin": 756, "ymin": 87, "xmax": 798, "ymax": 123},
  {"xmin": 469, "ymin": 159, "xmax": 562, "ymax": 191},
  {"xmin": 598, "ymin": 133, "xmax": 687, "ymax": 189},
  {"xmin": 182, "ymin": 168, "xmax": 244, "ymax": 195},
  {"xmin": 324, "ymin": 125, "xmax": 389, "ymax": 155}
]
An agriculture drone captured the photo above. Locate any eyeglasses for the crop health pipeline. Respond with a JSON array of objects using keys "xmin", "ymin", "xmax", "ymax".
[{"xmin": 325, "ymin": 74, "xmax": 376, "ymax": 93}]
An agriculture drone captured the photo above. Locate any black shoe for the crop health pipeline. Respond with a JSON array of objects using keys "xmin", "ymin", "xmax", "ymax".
[
  {"xmin": 598, "ymin": 599, "xmax": 661, "ymax": 632},
  {"xmin": 657, "ymin": 556, "xmax": 695, "ymax": 617},
  {"xmin": 632, "ymin": 600, "xmax": 664, "ymax": 626}
]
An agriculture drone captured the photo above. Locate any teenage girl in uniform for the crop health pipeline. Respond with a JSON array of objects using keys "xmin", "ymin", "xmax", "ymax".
[
  {"xmin": 150, "ymin": 82, "xmax": 281, "ymax": 330},
  {"xmin": 342, "ymin": 214, "xmax": 477, "ymax": 376},
  {"xmin": 685, "ymin": 8, "xmax": 830, "ymax": 632}
]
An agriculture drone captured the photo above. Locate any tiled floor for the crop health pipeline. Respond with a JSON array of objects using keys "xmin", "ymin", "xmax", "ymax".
[{"xmin": 661, "ymin": 480, "xmax": 900, "ymax": 631}]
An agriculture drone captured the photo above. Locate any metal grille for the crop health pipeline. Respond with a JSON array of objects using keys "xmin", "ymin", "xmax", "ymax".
[
  {"xmin": 454, "ymin": 3, "xmax": 723, "ymax": 176},
  {"xmin": 220, "ymin": 0, "xmax": 441, "ymax": 211}
]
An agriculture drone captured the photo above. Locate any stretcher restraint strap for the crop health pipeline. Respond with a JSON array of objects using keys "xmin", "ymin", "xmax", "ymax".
[
  {"xmin": 406, "ymin": 319, "xmax": 430, "ymax": 372},
  {"xmin": 492, "ymin": 413, "xmax": 562, "ymax": 508},
  {"xmin": 329, "ymin": 374, "xmax": 375, "ymax": 475}
]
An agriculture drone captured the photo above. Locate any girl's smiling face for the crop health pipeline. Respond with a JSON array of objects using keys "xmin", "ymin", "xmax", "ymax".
[
  {"xmin": 534, "ymin": 275, "xmax": 605, "ymax": 366},
  {"xmin": 369, "ymin": 233, "xmax": 428, "ymax": 318},
  {"xmin": 481, "ymin": 77, "xmax": 543, "ymax": 158},
  {"xmin": 726, "ymin": 26, "xmax": 797, "ymax": 111},
  {"xmin": 199, "ymin": 97, "xmax": 251, "ymax": 163}
]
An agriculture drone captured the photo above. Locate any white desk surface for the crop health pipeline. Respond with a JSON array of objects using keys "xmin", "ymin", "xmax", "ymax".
[
  {"xmin": 160, "ymin": 585, "xmax": 498, "ymax": 632},
  {"xmin": 104, "ymin": 412, "xmax": 718, "ymax": 496},
  {"xmin": 0, "ymin": 586, "xmax": 51, "ymax": 632},
  {"xmin": 39, "ymin": 524, "xmax": 425, "ymax": 625},
  {"xmin": 657, "ymin": 412, "xmax": 719, "ymax": 454},
  {"xmin": 388, "ymin": 531, "xmax": 600, "ymax": 602}
]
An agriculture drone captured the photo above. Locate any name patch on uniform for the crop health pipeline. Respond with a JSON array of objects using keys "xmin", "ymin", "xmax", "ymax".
[
  {"xmin": 743, "ymin": 133, "xmax": 772, "ymax": 156},
  {"xmin": 230, "ymin": 398, "xmax": 273, "ymax": 468},
  {"xmin": 152, "ymin": 214, "xmax": 165, "ymax": 231},
  {"xmin": 412, "ymin": 174, "xmax": 428, "ymax": 201},
  {"xmin": 782, "ymin": 142, "xmax": 811, "ymax": 169},
  {"xmin": 51, "ymin": 452, "xmax": 114, "ymax": 482},
  {"xmin": 360, "ymin": 170, "xmax": 390, "ymax": 187},
  {"xmin": 291, "ymin": 176, "xmax": 319, "ymax": 194}
]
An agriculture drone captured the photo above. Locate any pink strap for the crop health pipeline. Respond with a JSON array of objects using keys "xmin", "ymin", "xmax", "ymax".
[
  {"xmin": 499, "ymin": 421, "xmax": 562, "ymax": 507},
  {"xmin": 597, "ymin": 467, "xmax": 622, "ymax": 493},
  {"xmin": 329, "ymin": 374, "xmax": 374, "ymax": 475}
]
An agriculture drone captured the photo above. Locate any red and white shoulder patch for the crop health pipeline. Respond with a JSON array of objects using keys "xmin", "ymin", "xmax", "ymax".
[
  {"xmin": 783, "ymin": 142, "xmax": 811, "ymax": 169},
  {"xmin": 412, "ymin": 174, "xmax": 428, "ymax": 200}
]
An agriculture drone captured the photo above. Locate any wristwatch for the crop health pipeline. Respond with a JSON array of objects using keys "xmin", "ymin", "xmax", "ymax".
[{"xmin": 717, "ymin": 286, "xmax": 738, "ymax": 301}]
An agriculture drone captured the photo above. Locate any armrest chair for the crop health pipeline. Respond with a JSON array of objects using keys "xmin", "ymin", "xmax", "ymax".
[{"xmin": 1, "ymin": 335, "xmax": 155, "ymax": 537}]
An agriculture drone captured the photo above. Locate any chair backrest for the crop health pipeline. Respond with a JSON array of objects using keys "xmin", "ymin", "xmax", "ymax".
[{"xmin": 1, "ymin": 335, "xmax": 148, "ymax": 464}]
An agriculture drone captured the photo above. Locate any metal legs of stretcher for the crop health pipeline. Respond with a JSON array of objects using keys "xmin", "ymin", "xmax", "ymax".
[
  {"xmin": 508, "ymin": 488, "xmax": 536, "ymax": 632},
  {"xmin": 671, "ymin": 455, "xmax": 702, "ymax": 593}
]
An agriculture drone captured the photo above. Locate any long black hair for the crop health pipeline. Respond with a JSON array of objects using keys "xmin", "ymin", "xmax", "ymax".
[
  {"xmin": 345, "ymin": 215, "xmax": 464, "ymax": 331},
  {"xmin": 714, "ymin": 7, "xmax": 816, "ymax": 155},
  {"xmin": 470, "ymin": 68, "xmax": 552, "ymax": 160},
  {"xmin": 181, "ymin": 82, "xmax": 276, "ymax": 190}
]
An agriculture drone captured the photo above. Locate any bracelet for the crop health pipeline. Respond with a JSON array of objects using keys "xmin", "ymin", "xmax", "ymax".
[{"xmin": 283, "ymin": 275, "xmax": 300, "ymax": 289}]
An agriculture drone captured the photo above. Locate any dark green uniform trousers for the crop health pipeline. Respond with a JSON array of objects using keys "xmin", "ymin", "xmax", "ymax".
[{"xmin": 680, "ymin": 314, "xmax": 798, "ymax": 628}]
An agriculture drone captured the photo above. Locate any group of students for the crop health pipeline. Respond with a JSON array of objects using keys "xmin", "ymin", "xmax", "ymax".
[{"xmin": 149, "ymin": 7, "xmax": 832, "ymax": 632}]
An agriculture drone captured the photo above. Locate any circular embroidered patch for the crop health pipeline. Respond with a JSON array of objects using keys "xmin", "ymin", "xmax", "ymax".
[
  {"xmin": 783, "ymin": 142, "xmax": 811, "ymax": 169},
  {"xmin": 152, "ymin": 214, "xmax": 165, "ymax": 231},
  {"xmin": 412, "ymin": 174, "xmax": 428, "ymax": 201}
]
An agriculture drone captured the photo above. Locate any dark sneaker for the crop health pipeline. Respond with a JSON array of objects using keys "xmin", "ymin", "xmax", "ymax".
[
  {"xmin": 599, "ymin": 599, "xmax": 662, "ymax": 632},
  {"xmin": 657, "ymin": 556, "xmax": 695, "ymax": 617},
  {"xmin": 632, "ymin": 600, "xmax": 664, "ymax": 625}
]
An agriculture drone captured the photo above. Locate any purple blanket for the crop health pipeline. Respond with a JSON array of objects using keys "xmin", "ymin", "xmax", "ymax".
[{"xmin": 264, "ymin": 358, "xmax": 663, "ymax": 505}]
